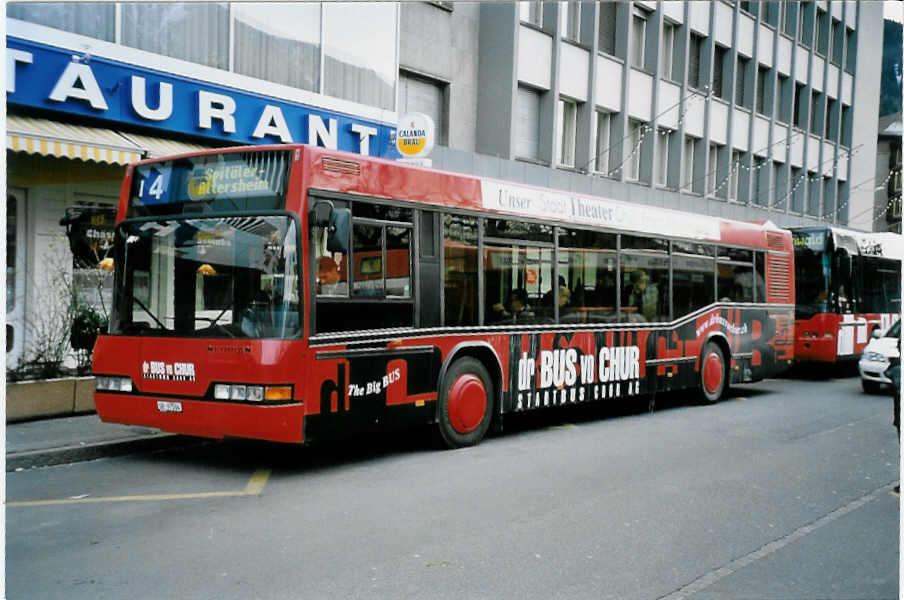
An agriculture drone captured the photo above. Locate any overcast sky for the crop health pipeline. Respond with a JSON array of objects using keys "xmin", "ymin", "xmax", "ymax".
[{"xmin": 886, "ymin": 1, "xmax": 902, "ymax": 23}]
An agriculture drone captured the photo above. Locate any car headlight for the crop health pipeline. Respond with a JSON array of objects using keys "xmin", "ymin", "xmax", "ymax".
[{"xmin": 863, "ymin": 351, "xmax": 888, "ymax": 363}]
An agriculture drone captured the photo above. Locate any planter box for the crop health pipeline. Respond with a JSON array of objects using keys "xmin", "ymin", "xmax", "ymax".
[{"xmin": 6, "ymin": 376, "xmax": 96, "ymax": 422}]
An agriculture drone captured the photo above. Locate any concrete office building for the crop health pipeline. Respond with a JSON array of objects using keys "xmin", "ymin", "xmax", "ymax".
[{"xmin": 4, "ymin": 1, "xmax": 885, "ymax": 371}]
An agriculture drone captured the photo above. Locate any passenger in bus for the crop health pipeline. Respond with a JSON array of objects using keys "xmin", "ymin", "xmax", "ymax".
[
  {"xmin": 491, "ymin": 288, "xmax": 534, "ymax": 322},
  {"xmin": 628, "ymin": 271, "xmax": 659, "ymax": 322},
  {"xmin": 317, "ymin": 256, "xmax": 347, "ymax": 295}
]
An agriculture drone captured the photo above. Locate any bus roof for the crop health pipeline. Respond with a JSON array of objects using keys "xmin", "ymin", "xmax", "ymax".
[{"xmin": 301, "ymin": 146, "xmax": 789, "ymax": 251}]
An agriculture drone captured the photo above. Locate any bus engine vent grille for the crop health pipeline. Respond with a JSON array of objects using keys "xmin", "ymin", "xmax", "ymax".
[
  {"xmin": 766, "ymin": 255, "xmax": 793, "ymax": 304},
  {"xmin": 322, "ymin": 157, "xmax": 361, "ymax": 176},
  {"xmin": 766, "ymin": 232, "xmax": 786, "ymax": 251}
]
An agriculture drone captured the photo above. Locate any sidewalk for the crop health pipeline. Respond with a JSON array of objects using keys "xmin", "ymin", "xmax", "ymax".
[{"xmin": 6, "ymin": 414, "xmax": 190, "ymax": 471}]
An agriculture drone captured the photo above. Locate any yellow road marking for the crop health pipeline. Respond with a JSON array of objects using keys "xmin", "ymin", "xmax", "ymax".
[{"xmin": 8, "ymin": 467, "xmax": 271, "ymax": 508}]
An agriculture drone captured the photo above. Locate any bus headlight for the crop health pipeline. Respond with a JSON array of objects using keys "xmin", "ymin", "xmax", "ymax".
[
  {"xmin": 95, "ymin": 376, "xmax": 134, "ymax": 392},
  {"xmin": 214, "ymin": 383, "xmax": 267, "ymax": 401}
]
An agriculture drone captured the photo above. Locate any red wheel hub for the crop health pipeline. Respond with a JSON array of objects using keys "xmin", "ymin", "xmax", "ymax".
[
  {"xmin": 703, "ymin": 352, "xmax": 723, "ymax": 396},
  {"xmin": 447, "ymin": 374, "xmax": 487, "ymax": 434}
]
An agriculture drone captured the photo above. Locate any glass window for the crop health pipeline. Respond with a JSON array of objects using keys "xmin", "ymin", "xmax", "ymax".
[
  {"xmin": 485, "ymin": 244, "xmax": 553, "ymax": 324},
  {"xmin": 562, "ymin": 1, "xmax": 580, "ymax": 41},
  {"xmin": 753, "ymin": 157, "xmax": 768, "ymax": 206},
  {"xmin": 621, "ymin": 234, "xmax": 669, "ymax": 253},
  {"xmin": 708, "ymin": 143, "xmax": 720, "ymax": 196},
  {"xmin": 520, "ymin": 1, "xmax": 543, "ymax": 26},
  {"xmin": 399, "ymin": 72, "xmax": 448, "ymax": 146},
  {"xmin": 443, "ymin": 215, "xmax": 478, "ymax": 327},
  {"xmin": 121, "ymin": 3, "xmax": 229, "ymax": 70},
  {"xmin": 660, "ymin": 22, "xmax": 676, "ymax": 81},
  {"xmin": 621, "ymin": 253, "xmax": 669, "ymax": 322},
  {"xmin": 598, "ymin": 2, "xmax": 617, "ymax": 56},
  {"xmin": 810, "ymin": 91, "xmax": 822, "ymax": 133},
  {"xmin": 595, "ymin": 111, "xmax": 612, "ymax": 174},
  {"xmin": 626, "ymin": 120, "xmax": 644, "ymax": 181},
  {"xmin": 7, "ymin": 2, "xmax": 114, "ymax": 41},
  {"xmin": 861, "ymin": 258, "xmax": 902, "ymax": 314},
  {"xmin": 631, "ymin": 10, "xmax": 646, "ymax": 70},
  {"xmin": 844, "ymin": 28, "xmax": 856, "ymax": 72},
  {"xmin": 114, "ymin": 216, "xmax": 301, "ymax": 338},
  {"xmin": 233, "ymin": 3, "xmax": 320, "ymax": 93},
  {"xmin": 777, "ymin": 74, "xmax": 791, "ymax": 123},
  {"xmin": 831, "ymin": 20, "xmax": 843, "ymax": 64},
  {"xmin": 793, "ymin": 82, "xmax": 805, "ymax": 128},
  {"xmin": 558, "ymin": 229, "xmax": 618, "ymax": 324},
  {"xmin": 713, "ymin": 45, "xmax": 727, "ymax": 100},
  {"xmin": 816, "ymin": 9, "xmax": 828, "ymax": 55},
  {"xmin": 717, "ymin": 262, "xmax": 754, "ymax": 302},
  {"xmin": 791, "ymin": 167, "xmax": 805, "ymax": 212},
  {"xmin": 673, "ymin": 253, "xmax": 715, "ymax": 316},
  {"xmin": 728, "ymin": 151, "xmax": 741, "ymax": 201},
  {"xmin": 322, "ymin": 2, "xmax": 397, "ymax": 111},
  {"xmin": 655, "ymin": 128, "xmax": 671, "ymax": 187},
  {"xmin": 736, "ymin": 56, "xmax": 749, "ymax": 109},
  {"xmin": 689, "ymin": 34, "xmax": 704, "ymax": 90},
  {"xmin": 756, "ymin": 66, "xmax": 769, "ymax": 115},
  {"xmin": 485, "ymin": 219, "xmax": 554, "ymax": 243},
  {"xmin": 559, "ymin": 98, "xmax": 577, "ymax": 167},
  {"xmin": 515, "ymin": 86, "xmax": 541, "ymax": 161}
]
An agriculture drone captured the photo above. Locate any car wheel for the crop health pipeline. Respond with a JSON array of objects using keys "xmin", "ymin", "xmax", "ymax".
[{"xmin": 861, "ymin": 379, "xmax": 881, "ymax": 394}]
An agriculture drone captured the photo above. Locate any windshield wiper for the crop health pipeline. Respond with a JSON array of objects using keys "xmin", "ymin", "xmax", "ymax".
[{"xmin": 132, "ymin": 296, "xmax": 167, "ymax": 330}]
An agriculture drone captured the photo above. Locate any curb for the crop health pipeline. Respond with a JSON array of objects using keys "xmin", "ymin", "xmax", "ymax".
[{"xmin": 6, "ymin": 434, "xmax": 198, "ymax": 471}]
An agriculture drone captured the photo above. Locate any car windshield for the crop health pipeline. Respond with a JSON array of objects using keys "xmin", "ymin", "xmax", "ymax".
[
  {"xmin": 112, "ymin": 216, "xmax": 301, "ymax": 339},
  {"xmin": 885, "ymin": 320, "xmax": 901, "ymax": 338}
]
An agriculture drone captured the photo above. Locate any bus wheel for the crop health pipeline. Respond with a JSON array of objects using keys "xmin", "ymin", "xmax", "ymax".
[
  {"xmin": 437, "ymin": 357, "xmax": 494, "ymax": 448},
  {"xmin": 699, "ymin": 342, "xmax": 728, "ymax": 403}
]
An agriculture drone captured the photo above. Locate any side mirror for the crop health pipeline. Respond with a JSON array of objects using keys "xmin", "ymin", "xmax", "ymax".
[
  {"xmin": 327, "ymin": 208, "xmax": 350, "ymax": 254},
  {"xmin": 310, "ymin": 200, "xmax": 334, "ymax": 227}
]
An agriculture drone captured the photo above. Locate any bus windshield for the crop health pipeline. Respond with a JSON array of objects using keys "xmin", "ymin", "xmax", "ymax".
[
  {"xmin": 112, "ymin": 215, "xmax": 301, "ymax": 339},
  {"xmin": 794, "ymin": 246, "xmax": 830, "ymax": 319}
]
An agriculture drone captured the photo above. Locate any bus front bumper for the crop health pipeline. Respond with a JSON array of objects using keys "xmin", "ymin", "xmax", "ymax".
[{"xmin": 95, "ymin": 393, "xmax": 305, "ymax": 444}]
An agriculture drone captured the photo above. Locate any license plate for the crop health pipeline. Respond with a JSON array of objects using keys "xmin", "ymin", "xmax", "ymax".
[{"xmin": 156, "ymin": 400, "xmax": 183, "ymax": 413}]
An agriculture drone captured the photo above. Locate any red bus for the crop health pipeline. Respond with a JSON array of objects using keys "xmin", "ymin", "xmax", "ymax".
[
  {"xmin": 93, "ymin": 145, "xmax": 795, "ymax": 448},
  {"xmin": 792, "ymin": 226, "xmax": 902, "ymax": 363}
]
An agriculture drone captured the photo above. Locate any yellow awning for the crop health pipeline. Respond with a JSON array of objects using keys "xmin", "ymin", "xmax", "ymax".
[
  {"xmin": 6, "ymin": 115, "xmax": 143, "ymax": 165},
  {"xmin": 117, "ymin": 132, "xmax": 212, "ymax": 158}
]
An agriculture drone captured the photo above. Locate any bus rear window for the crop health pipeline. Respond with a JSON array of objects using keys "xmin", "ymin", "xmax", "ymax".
[{"xmin": 128, "ymin": 150, "xmax": 291, "ymax": 218}]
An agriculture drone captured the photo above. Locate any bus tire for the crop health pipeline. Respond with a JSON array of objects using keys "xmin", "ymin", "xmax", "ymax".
[
  {"xmin": 436, "ymin": 357, "xmax": 494, "ymax": 449},
  {"xmin": 699, "ymin": 342, "xmax": 728, "ymax": 404}
]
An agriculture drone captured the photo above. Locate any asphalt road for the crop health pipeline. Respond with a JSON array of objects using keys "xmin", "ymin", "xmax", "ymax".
[{"xmin": 6, "ymin": 375, "xmax": 900, "ymax": 600}]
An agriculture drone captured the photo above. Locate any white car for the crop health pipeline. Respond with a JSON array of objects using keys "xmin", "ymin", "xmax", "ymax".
[{"xmin": 858, "ymin": 320, "xmax": 901, "ymax": 394}]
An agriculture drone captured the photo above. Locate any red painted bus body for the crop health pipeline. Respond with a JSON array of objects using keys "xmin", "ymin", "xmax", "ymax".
[
  {"xmin": 94, "ymin": 145, "xmax": 795, "ymax": 447},
  {"xmin": 791, "ymin": 227, "xmax": 902, "ymax": 364}
]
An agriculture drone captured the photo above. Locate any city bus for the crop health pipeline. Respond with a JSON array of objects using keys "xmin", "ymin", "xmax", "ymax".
[
  {"xmin": 93, "ymin": 144, "xmax": 795, "ymax": 448},
  {"xmin": 791, "ymin": 226, "xmax": 903, "ymax": 363}
]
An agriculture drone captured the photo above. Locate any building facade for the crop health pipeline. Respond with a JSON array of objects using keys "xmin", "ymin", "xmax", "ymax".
[
  {"xmin": 875, "ymin": 112, "xmax": 902, "ymax": 233},
  {"xmin": 4, "ymin": 1, "xmax": 886, "ymax": 372}
]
